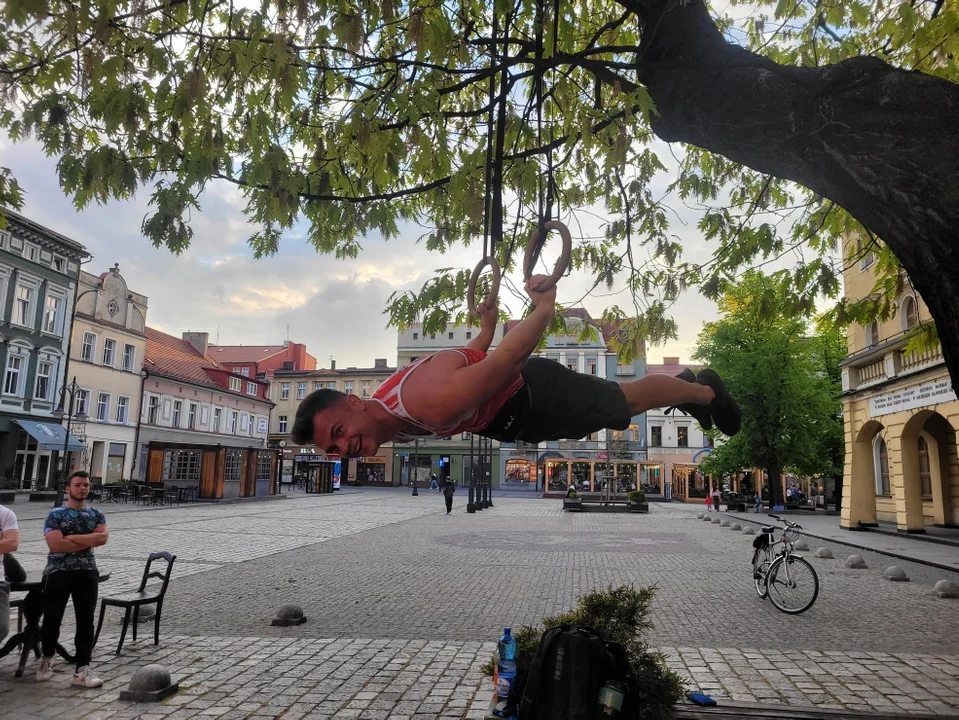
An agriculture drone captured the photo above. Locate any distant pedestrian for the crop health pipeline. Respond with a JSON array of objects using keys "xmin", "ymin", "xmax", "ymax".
[
  {"xmin": 711, "ymin": 488, "xmax": 721, "ymax": 512},
  {"xmin": 705, "ymin": 495, "xmax": 712, "ymax": 513},
  {"xmin": 753, "ymin": 492, "xmax": 761, "ymax": 513},
  {"xmin": 442, "ymin": 479, "xmax": 456, "ymax": 514},
  {"xmin": 430, "ymin": 473, "xmax": 439, "ymax": 491}
]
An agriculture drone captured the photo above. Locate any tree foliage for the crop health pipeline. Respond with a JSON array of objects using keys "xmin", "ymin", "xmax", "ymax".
[
  {"xmin": 1, "ymin": 0, "xmax": 957, "ymax": 343},
  {"xmin": 694, "ymin": 271, "xmax": 844, "ymax": 505}
]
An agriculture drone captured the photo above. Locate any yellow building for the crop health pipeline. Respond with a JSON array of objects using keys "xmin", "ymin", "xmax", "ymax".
[{"xmin": 841, "ymin": 238, "xmax": 959, "ymax": 531}]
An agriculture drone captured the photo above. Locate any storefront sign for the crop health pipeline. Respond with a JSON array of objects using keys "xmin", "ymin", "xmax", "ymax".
[
  {"xmin": 108, "ymin": 443, "xmax": 126, "ymax": 457},
  {"xmin": 869, "ymin": 378, "xmax": 957, "ymax": 417},
  {"xmin": 359, "ymin": 456, "xmax": 387, "ymax": 464},
  {"xmin": 258, "ymin": 418, "xmax": 268, "ymax": 433}
]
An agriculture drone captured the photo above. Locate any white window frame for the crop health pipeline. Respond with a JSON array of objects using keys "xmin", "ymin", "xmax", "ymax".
[
  {"xmin": 361, "ymin": 381, "xmax": 370, "ymax": 399},
  {"xmin": 53, "ymin": 255, "xmax": 66, "ymax": 273},
  {"xmin": 75, "ymin": 388, "xmax": 89, "ymax": 416},
  {"xmin": 900, "ymin": 295, "xmax": 919, "ymax": 331},
  {"xmin": 81, "ymin": 332, "xmax": 97, "ymax": 362},
  {"xmin": 232, "ymin": 367, "xmax": 243, "ymax": 374},
  {"xmin": 866, "ymin": 320, "xmax": 880, "ymax": 347},
  {"xmin": 229, "ymin": 376, "xmax": 241, "ymax": 392},
  {"xmin": 278, "ymin": 415, "xmax": 288, "ymax": 433},
  {"xmin": 213, "ymin": 407, "xmax": 222, "ymax": 433},
  {"xmin": 3, "ymin": 351, "xmax": 24, "ymax": 396},
  {"xmin": 13, "ymin": 281, "xmax": 37, "ymax": 328},
  {"xmin": 102, "ymin": 338, "xmax": 116, "ymax": 367},
  {"xmin": 172, "ymin": 400, "xmax": 182, "ymax": 427},
  {"xmin": 188, "ymin": 402, "xmax": 197, "ymax": 429},
  {"xmin": 122, "ymin": 343, "xmax": 136, "ymax": 371},
  {"xmin": 116, "ymin": 396, "xmax": 130, "ymax": 424},
  {"xmin": 248, "ymin": 414, "xmax": 255, "ymax": 437},
  {"xmin": 23, "ymin": 242, "xmax": 39, "ymax": 263},
  {"xmin": 230, "ymin": 411, "xmax": 238, "ymax": 434},
  {"xmin": 240, "ymin": 367, "xmax": 250, "ymax": 377},
  {"xmin": 200, "ymin": 405, "xmax": 209, "ymax": 426},
  {"xmin": 247, "ymin": 381, "xmax": 257, "ymax": 396},
  {"xmin": 280, "ymin": 383, "xmax": 290, "ymax": 399},
  {"xmin": 344, "ymin": 381, "xmax": 353, "ymax": 395},
  {"xmin": 297, "ymin": 382, "xmax": 306, "ymax": 399},
  {"xmin": 96, "ymin": 392, "xmax": 110, "ymax": 422},
  {"xmin": 43, "ymin": 292, "xmax": 65, "ymax": 335},
  {"xmin": 34, "ymin": 358, "xmax": 54, "ymax": 401},
  {"xmin": 0, "ymin": 266, "xmax": 9, "ymax": 321},
  {"xmin": 147, "ymin": 395, "xmax": 160, "ymax": 424}
]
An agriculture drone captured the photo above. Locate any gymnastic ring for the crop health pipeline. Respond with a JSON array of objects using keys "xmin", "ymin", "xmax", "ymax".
[
  {"xmin": 467, "ymin": 255, "xmax": 501, "ymax": 319},
  {"xmin": 524, "ymin": 219, "xmax": 572, "ymax": 292}
]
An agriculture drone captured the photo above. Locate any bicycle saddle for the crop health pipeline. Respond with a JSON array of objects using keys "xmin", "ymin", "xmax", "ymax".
[{"xmin": 761, "ymin": 526, "xmax": 775, "ymax": 534}]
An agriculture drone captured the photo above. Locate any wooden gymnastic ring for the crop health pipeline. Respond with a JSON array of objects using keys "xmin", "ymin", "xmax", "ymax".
[
  {"xmin": 524, "ymin": 220, "xmax": 572, "ymax": 291},
  {"xmin": 467, "ymin": 255, "xmax": 501, "ymax": 318}
]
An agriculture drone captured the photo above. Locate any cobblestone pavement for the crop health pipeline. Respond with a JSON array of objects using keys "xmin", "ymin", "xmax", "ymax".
[{"xmin": 2, "ymin": 491, "xmax": 959, "ymax": 718}]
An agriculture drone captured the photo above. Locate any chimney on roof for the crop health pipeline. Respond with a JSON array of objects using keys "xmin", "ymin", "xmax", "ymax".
[
  {"xmin": 374, "ymin": 358, "xmax": 387, "ymax": 369},
  {"xmin": 183, "ymin": 331, "xmax": 209, "ymax": 356},
  {"xmin": 330, "ymin": 359, "xmax": 336, "ymax": 371},
  {"xmin": 664, "ymin": 356, "xmax": 680, "ymax": 365}
]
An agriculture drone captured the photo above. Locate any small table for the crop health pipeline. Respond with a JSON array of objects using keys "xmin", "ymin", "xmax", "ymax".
[{"xmin": 0, "ymin": 571, "xmax": 110, "ymax": 678}]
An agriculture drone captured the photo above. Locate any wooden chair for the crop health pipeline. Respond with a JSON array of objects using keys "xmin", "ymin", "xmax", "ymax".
[{"xmin": 94, "ymin": 552, "xmax": 176, "ymax": 655}]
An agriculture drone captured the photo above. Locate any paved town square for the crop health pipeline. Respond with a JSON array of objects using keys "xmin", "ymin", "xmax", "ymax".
[{"xmin": 2, "ymin": 490, "xmax": 959, "ymax": 719}]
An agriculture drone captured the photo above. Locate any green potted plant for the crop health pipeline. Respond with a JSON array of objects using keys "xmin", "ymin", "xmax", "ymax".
[{"xmin": 627, "ymin": 490, "xmax": 648, "ymax": 513}]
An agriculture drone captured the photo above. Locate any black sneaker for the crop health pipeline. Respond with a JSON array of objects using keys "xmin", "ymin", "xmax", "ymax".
[
  {"xmin": 665, "ymin": 368, "xmax": 714, "ymax": 431},
  {"xmin": 696, "ymin": 368, "xmax": 741, "ymax": 436}
]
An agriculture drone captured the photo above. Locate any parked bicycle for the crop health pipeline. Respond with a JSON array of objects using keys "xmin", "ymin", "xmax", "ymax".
[{"xmin": 751, "ymin": 514, "xmax": 820, "ymax": 614}]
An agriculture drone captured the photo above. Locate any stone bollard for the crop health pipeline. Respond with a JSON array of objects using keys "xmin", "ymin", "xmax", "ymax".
[
  {"xmin": 135, "ymin": 605, "xmax": 156, "ymax": 624},
  {"xmin": 697, "ymin": 513, "xmax": 705, "ymax": 519},
  {"xmin": 271, "ymin": 604, "xmax": 307, "ymax": 627},
  {"xmin": 711, "ymin": 516, "xmax": 722, "ymax": 524},
  {"xmin": 742, "ymin": 526, "xmax": 755, "ymax": 535},
  {"xmin": 720, "ymin": 519, "xmax": 730, "ymax": 527},
  {"xmin": 730, "ymin": 523, "xmax": 741, "ymax": 531},
  {"xmin": 814, "ymin": 547, "xmax": 834, "ymax": 559},
  {"xmin": 119, "ymin": 664, "xmax": 179, "ymax": 702},
  {"xmin": 845, "ymin": 554, "xmax": 868, "ymax": 569},
  {"xmin": 702, "ymin": 515, "xmax": 712, "ymax": 521},
  {"xmin": 934, "ymin": 580, "xmax": 959, "ymax": 598},
  {"xmin": 884, "ymin": 566, "xmax": 909, "ymax": 582},
  {"xmin": 792, "ymin": 539, "xmax": 809, "ymax": 551}
]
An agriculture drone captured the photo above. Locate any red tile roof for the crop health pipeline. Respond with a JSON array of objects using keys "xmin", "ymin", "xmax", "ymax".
[
  {"xmin": 145, "ymin": 328, "xmax": 268, "ymax": 397},
  {"xmin": 208, "ymin": 344, "xmax": 288, "ymax": 363},
  {"xmin": 646, "ymin": 361, "xmax": 703, "ymax": 376}
]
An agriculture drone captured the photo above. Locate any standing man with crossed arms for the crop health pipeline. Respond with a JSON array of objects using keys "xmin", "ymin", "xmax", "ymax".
[{"xmin": 37, "ymin": 470, "xmax": 108, "ymax": 687}]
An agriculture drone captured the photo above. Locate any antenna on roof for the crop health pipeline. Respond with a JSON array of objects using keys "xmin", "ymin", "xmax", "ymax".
[
  {"xmin": 286, "ymin": 324, "xmax": 290, "ymax": 342},
  {"xmin": 216, "ymin": 324, "xmax": 220, "ymax": 344}
]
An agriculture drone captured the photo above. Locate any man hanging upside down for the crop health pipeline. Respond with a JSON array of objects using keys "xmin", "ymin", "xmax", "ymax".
[{"xmin": 292, "ymin": 275, "xmax": 740, "ymax": 457}]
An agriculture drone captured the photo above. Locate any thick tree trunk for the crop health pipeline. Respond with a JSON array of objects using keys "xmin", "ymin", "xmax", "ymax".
[
  {"xmin": 623, "ymin": 0, "xmax": 959, "ymax": 386},
  {"xmin": 767, "ymin": 466, "xmax": 784, "ymax": 509}
]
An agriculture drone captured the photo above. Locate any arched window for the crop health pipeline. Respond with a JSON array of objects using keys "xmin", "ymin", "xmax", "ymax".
[
  {"xmin": 918, "ymin": 436, "xmax": 932, "ymax": 498},
  {"xmin": 866, "ymin": 320, "xmax": 880, "ymax": 347},
  {"xmin": 873, "ymin": 435, "xmax": 890, "ymax": 496},
  {"xmin": 901, "ymin": 296, "xmax": 919, "ymax": 330}
]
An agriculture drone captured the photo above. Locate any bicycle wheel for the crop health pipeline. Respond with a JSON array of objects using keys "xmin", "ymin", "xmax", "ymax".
[
  {"xmin": 752, "ymin": 550, "xmax": 770, "ymax": 599},
  {"xmin": 766, "ymin": 555, "xmax": 819, "ymax": 614}
]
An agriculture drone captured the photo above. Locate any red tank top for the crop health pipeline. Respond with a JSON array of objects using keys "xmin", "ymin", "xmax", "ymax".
[{"xmin": 372, "ymin": 348, "xmax": 524, "ymax": 440}]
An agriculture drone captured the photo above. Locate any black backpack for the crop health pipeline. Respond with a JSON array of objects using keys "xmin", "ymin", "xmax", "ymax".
[{"xmin": 516, "ymin": 625, "xmax": 635, "ymax": 720}]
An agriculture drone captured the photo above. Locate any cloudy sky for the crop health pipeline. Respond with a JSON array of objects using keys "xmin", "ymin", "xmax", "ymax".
[{"xmin": 0, "ymin": 133, "xmax": 766, "ymax": 370}]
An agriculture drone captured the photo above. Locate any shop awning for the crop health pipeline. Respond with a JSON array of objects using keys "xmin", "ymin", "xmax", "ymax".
[{"xmin": 14, "ymin": 420, "xmax": 85, "ymax": 452}]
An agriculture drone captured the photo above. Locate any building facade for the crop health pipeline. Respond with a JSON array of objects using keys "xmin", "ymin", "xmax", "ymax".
[
  {"xmin": 840, "ymin": 238, "xmax": 959, "ymax": 530},
  {"xmin": 269, "ymin": 359, "xmax": 396, "ymax": 488},
  {"xmin": 0, "ymin": 210, "xmax": 89, "ymax": 490},
  {"xmin": 208, "ymin": 341, "xmax": 317, "ymax": 379},
  {"xmin": 645, "ymin": 357, "xmax": 715, "ymax": 501},
  {"xmin": 138, "ymin": 329, "xmax": 275, "ymax": 499},
  {"xmin": 67, "ymin": 265, "xmax": 148, "ymax": 484}
]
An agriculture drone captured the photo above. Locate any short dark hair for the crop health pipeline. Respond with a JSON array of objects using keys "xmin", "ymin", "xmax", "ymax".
[
  {"xmin": 292, "ymin": 389, "xmax": 348, "ymax": 445},
  {"xmin": 67, "ymin": 470, "xmax": 90, "ymax": 485}
]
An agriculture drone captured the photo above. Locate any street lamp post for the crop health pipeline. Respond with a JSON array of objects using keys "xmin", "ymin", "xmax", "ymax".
[
  {"xmin": 51, "ymin": 376, "xmax": 87, "ymax": 507},
  {"xmin": 467, "ymin": 432, "xmax": 476, "ymax": 513},
  {"xmin": 411, "ymin": 438, "xmax": 419, "ymax": 496}
]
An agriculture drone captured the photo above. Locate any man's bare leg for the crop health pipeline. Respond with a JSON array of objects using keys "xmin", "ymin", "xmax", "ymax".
[{"xmin": 619, "ymin": 374, "xmax": 714, "ymax": 415}]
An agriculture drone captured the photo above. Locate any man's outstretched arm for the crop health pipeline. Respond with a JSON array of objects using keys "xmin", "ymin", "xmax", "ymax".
[
  {"xmin": 465, "ymin": 304, "xmax": 498, "ymax": 353},
  {"xmin": 438, "ymin": 275, "xmax": 557, "ymax": 419}
]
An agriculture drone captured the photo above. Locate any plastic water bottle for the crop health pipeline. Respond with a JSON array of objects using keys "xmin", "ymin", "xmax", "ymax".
[{"xmin": 495, "ymin": 628, "xmax": 517, "ymax": 714}]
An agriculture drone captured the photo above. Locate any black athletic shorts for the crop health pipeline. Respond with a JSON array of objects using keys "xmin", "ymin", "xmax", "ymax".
[{"xmin": 479, "ymin": 357, "xmax": 633, "ymax": 443}]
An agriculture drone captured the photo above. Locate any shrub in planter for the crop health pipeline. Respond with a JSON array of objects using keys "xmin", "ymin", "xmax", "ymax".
[
  {"xmin": 627, "ymin": 491, "xmax": 647, "ymax": 503},
  {"xmin": 481, "ymin": 585, "xmax": 685, "ymax": 719}
]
